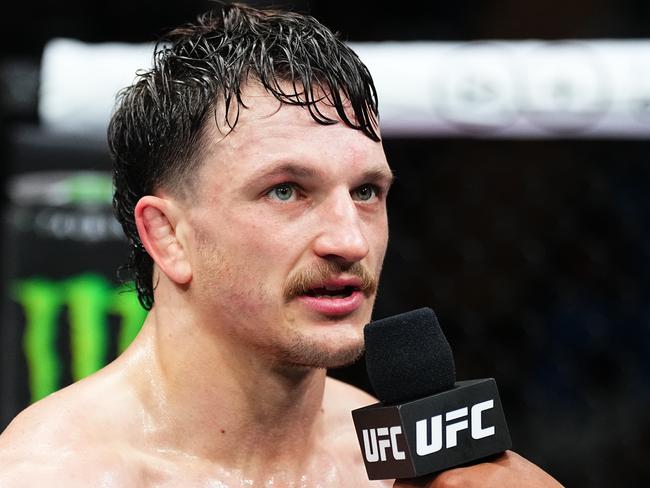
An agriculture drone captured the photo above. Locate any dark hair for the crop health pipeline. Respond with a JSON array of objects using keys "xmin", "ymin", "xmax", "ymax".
[{"xmin": 108, "ymin": 2, "xmax": 380, "ymax": 310}]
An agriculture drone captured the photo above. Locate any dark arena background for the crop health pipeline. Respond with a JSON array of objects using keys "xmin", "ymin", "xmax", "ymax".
[{"xmin": 1, "ymin": 1, "xmax": 650, "ymax": 486}]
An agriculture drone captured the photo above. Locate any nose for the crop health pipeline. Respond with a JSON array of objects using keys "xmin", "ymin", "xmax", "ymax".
[{"xmin": 312, "ymin": 190, "xmax": 370, "ymax": 265}]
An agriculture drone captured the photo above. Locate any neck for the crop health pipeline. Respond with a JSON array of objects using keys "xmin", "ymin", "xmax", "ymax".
[{"xmin": 122, "ymin": 300, "xmax": 329, "ymax": 474}]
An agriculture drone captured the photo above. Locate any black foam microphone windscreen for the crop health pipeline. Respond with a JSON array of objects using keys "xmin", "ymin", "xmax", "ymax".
[{"xmin": 364, "ymin": 308, "xmax": 456, "ymax": 404}]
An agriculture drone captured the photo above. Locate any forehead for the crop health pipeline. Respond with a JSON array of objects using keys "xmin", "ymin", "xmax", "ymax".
[{"xmin": 196, "ymin": 83, "xmax": 389, "ymax": 186}]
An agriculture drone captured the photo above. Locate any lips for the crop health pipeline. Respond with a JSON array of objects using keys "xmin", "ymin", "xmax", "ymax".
[{"xmin": 296, "ymin": 278, "xmax": 365, "ymax": 316}]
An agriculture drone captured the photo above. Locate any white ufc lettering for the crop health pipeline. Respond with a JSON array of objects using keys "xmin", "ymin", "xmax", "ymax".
[
  {"xmin": 415, "ymin": 399, "xmax": 496, "ymax": 456},
  {"xmin": 362, "ymin": 426, "xmax": 406, "ymax": 463}
]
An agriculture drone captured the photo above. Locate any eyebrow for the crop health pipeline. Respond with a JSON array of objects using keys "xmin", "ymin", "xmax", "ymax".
[
  {"xmin": 253, "ymin": 162, "xmax": 396, "ymax": 187},
  {"xmin": 363, "ymin": 167, "xmax": 396, "ymax": 188},
  {"xmin": 255, "ymin": 163, "xmax": 319, "ymax": 181}
]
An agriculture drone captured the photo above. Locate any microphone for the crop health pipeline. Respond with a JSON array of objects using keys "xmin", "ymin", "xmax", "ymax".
[{"xmin": 351, "ymin": 308, "xmax": 512, "ymax": 480}]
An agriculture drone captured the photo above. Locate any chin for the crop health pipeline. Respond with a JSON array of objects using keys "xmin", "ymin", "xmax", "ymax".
[{"xmin": 276, "ymin": 329, "xmax": 365, "ymax": 369}]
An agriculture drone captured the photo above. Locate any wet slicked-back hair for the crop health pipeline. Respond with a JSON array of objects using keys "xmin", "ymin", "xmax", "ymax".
[{"xmin": 108, "ymin": 2, "xmax": 380, "ymax": 310}]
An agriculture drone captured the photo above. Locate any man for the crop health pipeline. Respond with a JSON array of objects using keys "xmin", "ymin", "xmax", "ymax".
[{"xmin": 0, "ymin": 3, "xmax": 562, "ymax": 486}]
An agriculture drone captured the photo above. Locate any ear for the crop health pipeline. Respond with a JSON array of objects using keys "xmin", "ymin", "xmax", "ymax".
[{"xmin": 134, "ymin": 195, "xmax": 192, "ymax": 285}]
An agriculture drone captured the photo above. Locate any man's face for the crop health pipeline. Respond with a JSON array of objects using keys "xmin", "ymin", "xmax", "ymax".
[{"xmin": 182, "ymin": 85, "xmax": 392, "ymax": 368}]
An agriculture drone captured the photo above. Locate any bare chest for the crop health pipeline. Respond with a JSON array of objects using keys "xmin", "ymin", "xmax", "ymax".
[{"xmin": 134, "ymin": 450, "xmax": 386, "ymax": 488}]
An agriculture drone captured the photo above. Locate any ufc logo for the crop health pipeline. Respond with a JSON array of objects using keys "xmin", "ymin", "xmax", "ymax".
[
  {"xmin": 362, "ymin": 426, "xmax": 406, "ymax": 463},
  {"xmin": 416, "ymin": 400, "xmax": 496, "ymax": 456}
]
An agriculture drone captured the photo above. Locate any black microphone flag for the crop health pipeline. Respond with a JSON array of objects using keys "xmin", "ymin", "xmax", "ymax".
[{"xmin": 351, "ymin": 308, "xmax": 512, "ymax": 480}]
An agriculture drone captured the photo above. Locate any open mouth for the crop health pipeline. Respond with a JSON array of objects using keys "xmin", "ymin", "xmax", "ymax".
[
  {"xmin": 296, "ymin": 281, "xmax": 365, "ymax": 316},
  {"xmin": 304, "ymin": 285, "xmax": 358, "ymax": 299}
]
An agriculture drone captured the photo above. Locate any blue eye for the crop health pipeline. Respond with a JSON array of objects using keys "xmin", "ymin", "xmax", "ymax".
[
  {"xmin": 353, "ymin": 184, "xmax": 377, "ymax": 202},
  {"xmin": 269, "ymin": 184, "xmax": 295, "ymax": 201}
]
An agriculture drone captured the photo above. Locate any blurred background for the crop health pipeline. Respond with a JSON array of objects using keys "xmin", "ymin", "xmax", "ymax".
[{"xmin": 1, "ymin": 1, "xmax": 649, "ymax": 486}]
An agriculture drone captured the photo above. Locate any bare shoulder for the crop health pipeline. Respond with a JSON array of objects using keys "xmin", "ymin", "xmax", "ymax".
[
  {"xmin": 0, "ymin": 374, "xmax": 140, "ymax": 486},
  {"xmin": 322, "ymin": 377, "xmax": 375, "ymax": 447},
  {"xmin": 322, "ymin": 376, "xmax": 378, "ymax": 440},
  {"xmin": 0, "ymin": 369, "xmax": 132, "ymax": 448},
  {"xmin": 0, "ymin": 390, "xmax": 86, "ymax": 454},
  {"xmin": 322, "ymin": 377, "xmax": 392, "ymax": 487},
  {"xmin": 0, "ymin": 445, "xmax": 137, "ymax": 488},
  {"xmin": 0, "ymin": 404, "xmax": 135, "ymax": 487},
  {"xmin": 324, "ymin": 376, "xmax": 378, "ymax": 412}
]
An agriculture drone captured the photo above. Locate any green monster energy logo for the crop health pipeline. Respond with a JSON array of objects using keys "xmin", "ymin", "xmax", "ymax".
[{"xmin": 12, "ymin": 274, "xmax": 147, "ymax": 402}]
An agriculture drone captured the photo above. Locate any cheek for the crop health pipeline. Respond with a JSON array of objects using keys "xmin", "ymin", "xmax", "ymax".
[
  {"xmin": 194, "ymin": 248, "xmax": 267, "ymax": 319},
  {"xmin": 191, "ymin": 213, "xmax": 299, "ymax": 309},
  {"xmin": 231, "ymin": 209, "xmax": 311, "ymax": 262},
  {"xmin": 367, "ymin": 216, "xmax": 389, "ymax": 264}
]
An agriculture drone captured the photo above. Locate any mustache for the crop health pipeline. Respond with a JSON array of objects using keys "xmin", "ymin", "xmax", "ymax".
[{"xmin": 284, "ymin": 261, "xmax": 378, "ymax": 299}]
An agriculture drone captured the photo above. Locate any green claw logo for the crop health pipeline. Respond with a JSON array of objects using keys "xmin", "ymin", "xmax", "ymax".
[{"xmin": 11, "ymin": 274, "xmax": 146, "ymax": 402}]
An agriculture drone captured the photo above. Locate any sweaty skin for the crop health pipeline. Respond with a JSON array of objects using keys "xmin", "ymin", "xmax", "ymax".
[{"xmin": 0, "ymin": 85, "xmax": 562, "ymax": 488}]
